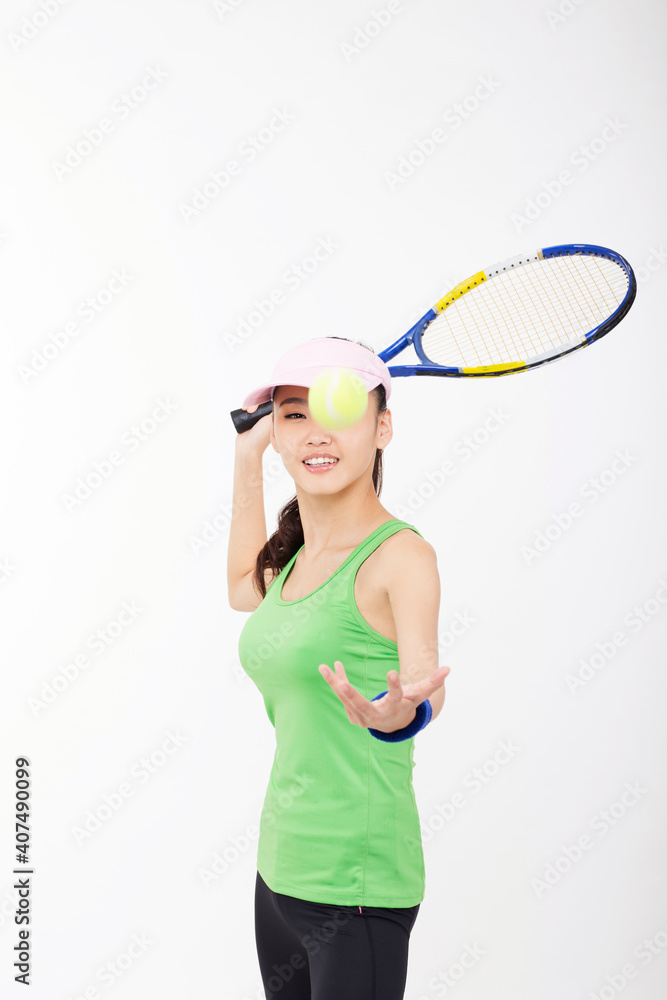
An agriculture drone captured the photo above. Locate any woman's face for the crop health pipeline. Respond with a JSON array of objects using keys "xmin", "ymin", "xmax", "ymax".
[{"xmin": 270, "ymin": 383, "xmax": 392, "ymax": 492}]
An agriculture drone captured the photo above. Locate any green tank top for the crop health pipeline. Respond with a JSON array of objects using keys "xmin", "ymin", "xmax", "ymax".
[{"xmin": 237, "ymin": 518, "xmax": 426, "ymax": 907}]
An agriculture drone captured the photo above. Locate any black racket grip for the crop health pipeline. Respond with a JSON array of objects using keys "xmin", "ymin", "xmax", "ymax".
[{"xmin": 230, "ymin": 399, "xmax": 274, "ymax": 433}]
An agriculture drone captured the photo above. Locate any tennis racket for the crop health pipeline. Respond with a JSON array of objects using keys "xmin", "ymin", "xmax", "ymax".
[{"xmin": 230, "ymin": 242, "xmax": 636, "ymax": 432}]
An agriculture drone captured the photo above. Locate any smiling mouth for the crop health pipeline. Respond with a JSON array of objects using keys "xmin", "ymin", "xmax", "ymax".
[{"xmin": 303, "ymin": 458, "xmax": 339, "ymax": 471}]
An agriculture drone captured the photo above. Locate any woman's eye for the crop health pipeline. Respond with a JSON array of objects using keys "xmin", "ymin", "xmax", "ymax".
[{"xmin": 285, "ymin": 412, "xmax": 305, "ymax": 419}]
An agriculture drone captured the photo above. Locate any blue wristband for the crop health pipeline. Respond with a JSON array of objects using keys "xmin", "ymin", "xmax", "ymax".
[{"xmin": 367, "ymin": 691, "xmax": 433, "ymax": 742}]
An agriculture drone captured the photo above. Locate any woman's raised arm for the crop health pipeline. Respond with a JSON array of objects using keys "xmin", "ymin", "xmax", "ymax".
[{"xmin": 227, "ymin": 407, "xmax": 273, "ymax": 609}]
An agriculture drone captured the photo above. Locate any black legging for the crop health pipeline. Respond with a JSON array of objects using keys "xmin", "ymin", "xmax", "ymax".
[{"xmin": 254, "ymin": 870, "xmax": 420, "ymax": 1000}]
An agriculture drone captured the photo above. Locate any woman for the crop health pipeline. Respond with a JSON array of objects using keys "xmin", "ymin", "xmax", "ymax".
[{"xmin": 228, "ymin": 335, "xmax": 450, "ymax": 1000}]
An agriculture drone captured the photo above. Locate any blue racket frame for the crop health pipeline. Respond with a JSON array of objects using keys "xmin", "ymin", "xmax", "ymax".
[
  {"xmin": 230, "ymin": 242, "xmax": 636, "ymax": 430},
  {"xmin": 378, "ymin": 242, "xmax": 636, "ymax": 378}
]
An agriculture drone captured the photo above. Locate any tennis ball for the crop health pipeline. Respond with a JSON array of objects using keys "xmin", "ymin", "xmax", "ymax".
[{"xmin": 308, "ymin": 367, "xmax": 369, "ymax": 430}]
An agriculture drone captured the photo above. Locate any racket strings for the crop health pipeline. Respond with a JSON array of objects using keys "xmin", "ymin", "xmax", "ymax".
[
  {"xmin": 421, "ymin": 254, "xmax": 628, "ymax": 368},
  {"xmin": 539, "ymin": 257, "xmax": 603, "ymax": 332}
]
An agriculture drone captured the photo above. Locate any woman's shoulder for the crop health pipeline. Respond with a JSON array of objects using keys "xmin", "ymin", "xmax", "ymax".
[
  {"xmin": 377, "ymin": 523, "xmax": 438, "ymax": 567},
  {"xmin": 360, "ymin": 526, "xmax": 439, "ymax": 602}
]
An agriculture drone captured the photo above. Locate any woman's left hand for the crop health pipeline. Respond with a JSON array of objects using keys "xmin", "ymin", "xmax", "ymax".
[{"xmin": 318, "ymin": 660, "xmax": 450, "ymax": 733}]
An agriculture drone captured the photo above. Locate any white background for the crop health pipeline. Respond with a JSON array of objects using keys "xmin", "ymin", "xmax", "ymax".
[{"xmin": 2, "ymin": 0, "xmax": 666, "ymax": 998}]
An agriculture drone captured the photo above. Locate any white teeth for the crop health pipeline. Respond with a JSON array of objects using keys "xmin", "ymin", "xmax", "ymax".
[{"xmin": 304, "ymin": 457, "xmax": 338, "ymax": 465}]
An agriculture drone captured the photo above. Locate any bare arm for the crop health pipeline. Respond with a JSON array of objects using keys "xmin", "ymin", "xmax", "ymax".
[
  {"xmin": 227, "ymin": 410, "xmax": 273, "ymax": 608},
  {"xmin": 384, "ymin": 533, "xmax": 447, "ymax": 722}
]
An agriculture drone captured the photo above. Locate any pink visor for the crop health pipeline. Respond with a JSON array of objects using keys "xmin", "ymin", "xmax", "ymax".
[{"xmin": 241, "ymin": 337, "xmax": 393, "ymax": 409}]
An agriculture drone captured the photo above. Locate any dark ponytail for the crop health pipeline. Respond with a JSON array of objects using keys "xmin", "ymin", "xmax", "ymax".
[{"xmin": 252, "ymin": 337, "xmax": 388, "ymax": 600}]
